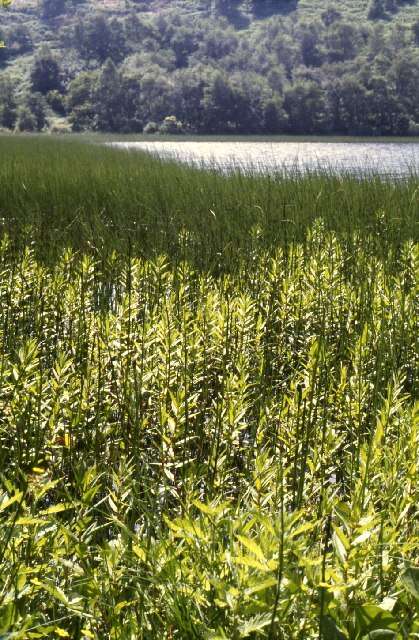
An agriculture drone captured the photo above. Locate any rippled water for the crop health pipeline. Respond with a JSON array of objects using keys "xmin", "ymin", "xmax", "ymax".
[{"xmin": 110, "ymin": 140, "xmax": 419, "ymax": 177}]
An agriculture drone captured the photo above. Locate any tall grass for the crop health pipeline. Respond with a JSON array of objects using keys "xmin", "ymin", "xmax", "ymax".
[
  {"xmin": 0, "ymin": 136, "xmax": 418, "ymax": 639},
  {"xmin": 0, "ymin": 136, "xmax": 417, "ymax": 266}
]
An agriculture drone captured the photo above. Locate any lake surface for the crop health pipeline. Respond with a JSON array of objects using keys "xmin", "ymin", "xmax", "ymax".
[{"xmin": 110, "ymin": 140, "xmax": 419, "ymax": 177}]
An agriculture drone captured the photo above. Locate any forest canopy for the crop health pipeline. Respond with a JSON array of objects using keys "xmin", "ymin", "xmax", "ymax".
[{"xmin": 0, "ymin": 0, "xmax": 418, "ymax": 135}]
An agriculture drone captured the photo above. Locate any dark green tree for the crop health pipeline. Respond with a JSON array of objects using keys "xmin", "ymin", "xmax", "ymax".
[
  {"xmin": 363, "ymin": 74, "xmax": 409, "ymax": 134},
  {"xmin": 137, "ymin": 67, "xmax": 174, "ymax": 124},
  {"xmin": 7, "ymin": 24, "xmax": 32, "ymax": 54},
  {"xmin": 389, "ymin": 51, "xmax": 419, "ymax": 121},
  {"xmin": 368, "ymin": 0, "xmax": 387, "ymax": 20},
  {"xmin": 321, "ymin": 6, "xmax": 342, "ymax": 27},
  {"xmin": 46, "ymin": 89, "xmax": 66, "ymax": 115},
  {"xmin": 213, "ymin": 0, "xmax": 241, "ymax": 18},
  {"xmin": 0, "ymin": 76, "xmax": 17, "ymax": 128},
  {"xmin": 95, "ymin": 59, "xmax": 124, "ymax": 131},
  {"xmin": 16, "ymin": 106, "xmax": 38, "ymax": 131},
  {"xmin": 124, "ymin": 12, "xmax": 150, "ymax": 44},
  {"xmin": 66, "ymin": 71, "xmax": 97, "ymax": 131},
  {"xmin": 197, "ymin": 25, "xmax": 238, "ymax": 60},
  {"xmin": 16, "ymin": 93, "xmax": 47, "ymax": 131},
  {"xmin": 30, "ymin": 46, "xmax": 62, "ymax": 94},
  {"xmin": 74, "ymin": 14, "xmax": 126, "ymax": 63},
  {"xmin": 270, "ymin": 32, "xmax": 299, "ymax": 74},
  {"xmin": 299, "ymin": 22, "xmax": 324, "ymax": 67},
  {"xmin": 284, "ymin": 81, "xmax": 328, "ymax": 133},
  {"xmin": 201, "ymin": 72, "xmax": 238, "ymax": 132},
  {"xmin": 120, "ymin": 75, "xmax": 143, "ymax": 132},
  {"xmin": 326, "ymin": 22, "xmax": 360, "ymax": 62},
  {"xmin": 327, "ymin": 75, "xmax": 369, "ymax": 133},
  {"xmin": 171, "ymin": 27, "xmax": 198, "ymax": 68},
  {"xmin": 264, "ymin": 98, "xmax": 288, "ymax": 133},
  {"xmin": 41, "ymin": 0, "xmax": 67, "ymax": 20},
  {"xmin": 172, "ymin": 66, "xmax": 209, "ymax": 130},
  {"xmin": 26, "ymin": 93, "xmax": 47, "ymax": 130}
]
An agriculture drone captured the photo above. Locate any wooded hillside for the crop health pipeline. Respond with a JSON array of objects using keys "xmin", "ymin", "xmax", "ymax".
[{"xmin": 1, "ymin": 0, "xmax": 418, "ymax": 134}]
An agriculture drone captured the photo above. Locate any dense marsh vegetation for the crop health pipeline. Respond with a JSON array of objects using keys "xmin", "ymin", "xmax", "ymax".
[{"xmin": 0, "ymin": 137, "xmax": 418, "ymax": 639}]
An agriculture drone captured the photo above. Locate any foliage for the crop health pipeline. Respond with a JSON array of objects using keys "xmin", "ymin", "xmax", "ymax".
[
  {"xmin": 0, "ymin": 136, "xmax": 417, "ymax": 637},
  {"xmin": 160, "ymin": 115, "xmax": 184, "ymax": 134},
  {"xmin": 40, "ymin": 0, "xmax": 67, "ymax": 20},
  {"xmin": 30, "ymin": 46, "xmax": 62, "ymax": 95},
  {"xmin": 15, "ymin": 105, "xmax": 38, "ymax": 131},
  {"xmin": 0, "ymin": 136, "xmax": 417, "ymax": 261},
  {"xmin": 0, "ymin": 0, "xmax": 11, "ymax": 48},
  {"xmin": 0, "ymin": 0, "xmax": 418, "ymax": 134},
  {"xmin": 0, "ymin": 76, "xmax": 16, "ymax": 128}
]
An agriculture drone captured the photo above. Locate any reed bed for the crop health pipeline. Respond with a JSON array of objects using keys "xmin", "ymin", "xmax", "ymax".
[
  {"xmin": 0, "ymin": 136, "xmax": 417, "ymax": 264},
  {"xmin": 0, "ymin": 136, "xmax": 418, "ymax": 639}
]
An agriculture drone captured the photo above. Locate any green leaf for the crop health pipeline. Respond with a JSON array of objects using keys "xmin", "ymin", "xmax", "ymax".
[
  {"xmin": 132, "ymin": 544, "xmax": 146, "ymax": 561},
  {"xmin": 15, "ymin": 517, "xmax": 45, "ymax": 526},
  {"xmin": 352, "ymin": 530, "xmax": 372, "ymax": 546},
  {"xmin": 238, "ymin": 613, "xmax": 272, "ymax": 637},
  {"xmin": 332, "ymin": 525, "xmax": 349, "ymax": 564},
  {"xmin": 193, "ymin": 500, "xmax": 226, "ymax": 517},
  {"xmin": 401, "ymin": 567, "xmax": 419, "ymax": 600},
  {"xmin": 0, "ymin": 490, "xmax": 23, "ymax": 513},
  {"xmin": 0, "ymin": 603, "xmax": 14, "ymax": 635},
  {"xmin": 31, "ymin": 578, "xmax": 81, "ymax": 610},
  {"xmin": 245, "ymin": 577, "xmax": 277, "ymax": 595},
  {"xmin": 362, "ymin": 631, "xmax": 397, "ymax": 639},
  {"xmin": 236, "ymin": 535, "xmax": 266, "ymax": 561},
  {"xmin": 355, "ymin": 604, "xmax": 398, "ymax": 635},
  {"xmin": 233, "ymin": 555, "xmax": 271, "ymax": 572},
  {"xmin": 320, "ymin": 616, "xmax": 348, "ymax": 640},
  {"xmin": 289, "ymin": 521, "xmax": 317, "ymax": 539},
  {"xmin": 114, "ymin": 600, "xmax": 130, "ymax": 613},
  {"xmin": 40, "ymin": 503, "xmax": 72, "ymax": 515}
]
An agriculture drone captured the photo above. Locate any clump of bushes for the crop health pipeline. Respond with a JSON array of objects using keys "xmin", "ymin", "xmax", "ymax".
[
  {"xmin": 144, "ymin": 116, "xmax": 184, "ymax": 135},
  {"xmin": 159, "ymin": 115, "xmax": 184, "ymax": 134}
]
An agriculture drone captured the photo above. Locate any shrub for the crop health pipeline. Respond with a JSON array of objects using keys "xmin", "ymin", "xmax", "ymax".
[
  {"xmin": 159, "ymin": 115, "xmax": 184, "ymax": 134},
  {"xmin": 15, "ymin": 106, "xmax": 38, "ymax": 131},
  {"xmin": 46, "ymin": 89, "xmax": 66, "ymax": 115},
  {"xmin": 143, "ymin": 120, "xmax": 159, "ymax": 134}
]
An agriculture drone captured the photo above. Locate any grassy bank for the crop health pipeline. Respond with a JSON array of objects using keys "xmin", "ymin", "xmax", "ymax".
[{"xmin": 0, "ymin": 136, "xmax": 418, "ymax": 639}]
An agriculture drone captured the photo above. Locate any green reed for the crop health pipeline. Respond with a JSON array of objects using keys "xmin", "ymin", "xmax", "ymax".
[
  {"xmin": 0, "ymin": 136, "xmax": 417, "ymax": 267},
  {"xmin": 0, "ymin": 135, "xmax": 417, "ymax": 639}
]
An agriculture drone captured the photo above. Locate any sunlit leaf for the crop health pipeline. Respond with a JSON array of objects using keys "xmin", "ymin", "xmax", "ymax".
[{"xmin": 401, "ymin": 567, "xmax": 419, "ymax": 600}]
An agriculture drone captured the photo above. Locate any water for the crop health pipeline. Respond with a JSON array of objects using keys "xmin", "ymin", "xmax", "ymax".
[{"xmin": 109, "ymin": 140, "xmax": 419, "ymax": 177}]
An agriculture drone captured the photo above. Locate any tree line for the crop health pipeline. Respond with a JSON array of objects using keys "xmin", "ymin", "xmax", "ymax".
[{"xmin": 0, "ymin": 0, "xmax": 418, "ymax": 135}]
